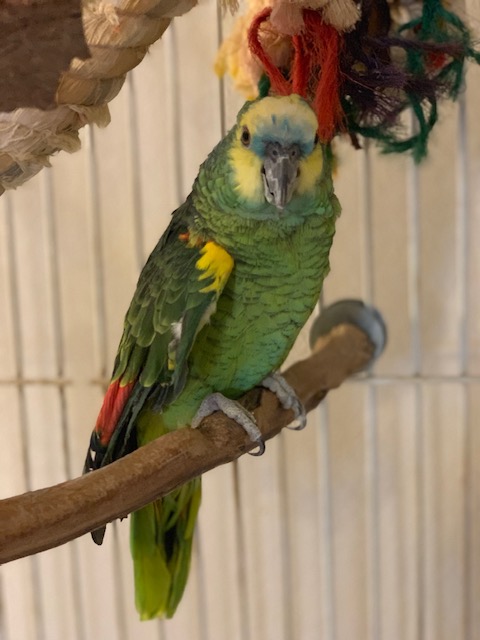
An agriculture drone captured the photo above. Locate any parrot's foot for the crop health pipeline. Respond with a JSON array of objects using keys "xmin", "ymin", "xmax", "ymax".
[
  {"xmin": 261, "ymin": 373, "xmax": 306, "ymax": 431},
  {"xmin": 191, "ymin": 392, "xmax": 265, "ymax": 456}
]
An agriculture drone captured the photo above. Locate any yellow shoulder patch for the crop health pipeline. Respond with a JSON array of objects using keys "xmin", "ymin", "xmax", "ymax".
[{"xmin": 196, "ymin": 241, "xmax": 234, "ymax": 294}]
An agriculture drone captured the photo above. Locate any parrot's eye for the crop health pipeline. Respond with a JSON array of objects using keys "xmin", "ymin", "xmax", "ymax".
[{"xmin": 241, "ymin": 126, "xmax": 251, "ymax": 147}]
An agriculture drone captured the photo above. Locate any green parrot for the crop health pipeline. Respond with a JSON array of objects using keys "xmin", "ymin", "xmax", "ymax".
[{"xmin": 83, "ymin": 93, "xmax": 340, "ymax": 619}]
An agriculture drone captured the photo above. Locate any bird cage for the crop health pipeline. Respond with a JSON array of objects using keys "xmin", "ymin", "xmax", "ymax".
[{"xmin": 1, "ymin": 1, "xmax": 480, "ymax": 639}]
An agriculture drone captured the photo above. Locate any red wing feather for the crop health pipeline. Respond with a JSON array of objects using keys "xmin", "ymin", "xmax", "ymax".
[{"xmin": 95, "ymin": 379, "xmax": 136, "ymax": 446}]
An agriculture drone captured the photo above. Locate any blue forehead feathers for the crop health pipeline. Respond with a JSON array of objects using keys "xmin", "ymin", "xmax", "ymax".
[{"xmin": 250, "ymin": 114, "xmax": 316, "ymax": 157}]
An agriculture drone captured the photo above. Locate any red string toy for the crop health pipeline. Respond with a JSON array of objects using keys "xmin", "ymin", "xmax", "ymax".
[{"xmin": 248, "ymin": 7, "xmax": 344, "ymax": 142}]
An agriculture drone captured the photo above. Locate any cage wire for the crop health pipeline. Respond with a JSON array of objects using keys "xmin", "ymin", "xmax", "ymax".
[{"xmin": 1, "ymin": 1, "xmax": 480, "ymax": 639}]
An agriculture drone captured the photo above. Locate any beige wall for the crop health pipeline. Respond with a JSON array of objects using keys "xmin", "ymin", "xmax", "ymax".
[{"xmin": 1, "ymin": 2, "xmax": 480, "ymax": 638}]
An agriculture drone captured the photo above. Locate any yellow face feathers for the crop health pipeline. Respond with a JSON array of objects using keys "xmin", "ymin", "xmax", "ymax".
[
  {"xmin": 297, "ymin": 146, "xmax": 324, "ymax": 195},
  {"xmin": 228, "ymin": 95, "xmax": 323, "ymax": 207},
  {"xmin": 228, "ymin": 145, "xmax": 265, "ymax": 204}
]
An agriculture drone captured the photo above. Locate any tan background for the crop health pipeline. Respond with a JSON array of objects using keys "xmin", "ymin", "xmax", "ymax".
[{"xmin": 1, "ymin": 2, "xmax": 480, "ymax": 638}]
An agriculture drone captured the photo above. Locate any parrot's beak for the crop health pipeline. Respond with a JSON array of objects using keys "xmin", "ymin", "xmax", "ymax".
[{"xmin": 262, "ymin": 143, "xmax": 301, "ymax": 210}]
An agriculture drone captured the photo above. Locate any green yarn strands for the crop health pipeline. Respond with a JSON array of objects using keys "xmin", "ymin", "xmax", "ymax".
[
  {"xmin": 400, "ymin": 0, "xmax": 480, "ymax": 98},
  {"xmin": 394, "ymin": 0, "xmax": 480, "ymax": 160},
  {"xmin": 258, "ymin": 74, "xmax": 271, "ymax": 98},
  {"xmin": 340, "ymin": 0, "xmax": 480, "ymax": 161},
  {"xmin": 242, "ymin": 0, "xmax": 479, "ymax": 161}
]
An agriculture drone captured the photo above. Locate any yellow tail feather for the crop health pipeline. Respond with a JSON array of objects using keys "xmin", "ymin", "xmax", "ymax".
[{"xmin": 130, "ymin": 478, "xmax": 202, "ymax": 619}]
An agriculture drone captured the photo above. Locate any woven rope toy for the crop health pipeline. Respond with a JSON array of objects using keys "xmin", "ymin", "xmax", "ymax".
[
  {"xmin": 0, "ymin": 0, "xmax": 196, "ymax": 195},
  {"xmin": 217, "ymin": 0, "xmax": 480, "ymax": 159}
]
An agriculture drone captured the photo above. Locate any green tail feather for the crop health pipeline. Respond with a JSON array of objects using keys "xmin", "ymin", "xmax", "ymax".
[{"xmin": 130, "ymin": 477, "xmax": 202, "ymax": 619}]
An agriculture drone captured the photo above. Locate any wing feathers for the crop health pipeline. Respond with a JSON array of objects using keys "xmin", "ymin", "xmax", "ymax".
[
  {"xmin": 84, "ymin": 204, "xmax": 234, "ymax": 473},
  {"xmin": 96, "ymin": 379, "xmax": 136, "ymax": 446}
]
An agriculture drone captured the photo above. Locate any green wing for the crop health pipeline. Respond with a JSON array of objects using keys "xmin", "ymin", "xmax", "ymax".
[{"xmin": 84, "ymin": 198, "xmax": 234, "ymax": 472}]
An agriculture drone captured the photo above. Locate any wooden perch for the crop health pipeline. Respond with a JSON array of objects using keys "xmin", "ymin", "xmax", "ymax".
[{"xmin": 0, "ymin": 323, "xmax": 374, "ymax": 565}]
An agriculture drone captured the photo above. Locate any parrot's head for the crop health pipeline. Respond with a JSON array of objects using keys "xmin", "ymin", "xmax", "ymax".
[{"xmin": 228, "ymin": 94, "xmax": 323, "ymax": 213}]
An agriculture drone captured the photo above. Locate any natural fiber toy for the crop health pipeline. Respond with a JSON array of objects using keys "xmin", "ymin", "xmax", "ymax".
[
  {"xmin": 217, "ymin": 0, "xmax": 480, "ymax": 159},
  {"xmin": 0, "ymin": 0, "xmax": 196, "ymax": 194}
]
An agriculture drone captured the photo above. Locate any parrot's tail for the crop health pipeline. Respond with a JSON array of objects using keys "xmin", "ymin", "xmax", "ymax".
[{"xmin": 130, "ymin": 477, "xmax": 202, "ymax": 620}]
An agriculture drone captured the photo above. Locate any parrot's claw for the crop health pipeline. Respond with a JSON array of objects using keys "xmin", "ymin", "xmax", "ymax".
[
  {"xmin": 192, "ymin": 392, "xmax": 265, "ymax": 455},
  {"xmin": 261, "ymin": 372, "xmax": 307, "ymax": 431}
]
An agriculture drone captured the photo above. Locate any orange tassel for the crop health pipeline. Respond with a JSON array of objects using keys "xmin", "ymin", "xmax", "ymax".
[
  {"xmin": 303, "ymin": 11, "xmax": 344, "ymax": 142},
  {"xmin": 248, "ymin": 7, "xmax": 291, "ymax": 96},
  {"xmin": 248, "ymin": 8, "xmax": 345, "ymax": 142},
  {"xmin": 292, "ymin": 33, "xmax": 309, "ymax": 96}
]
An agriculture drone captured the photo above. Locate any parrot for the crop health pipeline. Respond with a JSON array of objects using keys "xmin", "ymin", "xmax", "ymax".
[{"xmin": 83, "ymin": 93, "xmax": 340, "ymax": 620}]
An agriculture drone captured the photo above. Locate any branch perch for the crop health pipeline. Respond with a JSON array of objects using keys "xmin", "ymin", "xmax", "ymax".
[{"xmin": 0, "ymin": 320, "xmax": 378, "ymax": 565}]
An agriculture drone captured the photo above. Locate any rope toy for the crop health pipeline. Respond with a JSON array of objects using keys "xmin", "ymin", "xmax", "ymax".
[{"xmin": 216, "ymin": 0, "xmax": 480, "ymax": 159}]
